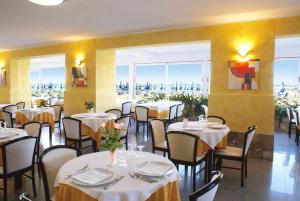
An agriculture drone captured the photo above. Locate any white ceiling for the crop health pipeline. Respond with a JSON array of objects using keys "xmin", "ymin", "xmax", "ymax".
[
  {"xmin": 116, "ymin": 43, "xmax": 210, "ymax": 65},
  {"xmin": 1, "ymin": 0, "xmax": 300, "ymax": 51}
]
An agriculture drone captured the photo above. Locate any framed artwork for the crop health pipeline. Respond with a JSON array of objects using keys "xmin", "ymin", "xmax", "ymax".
[
  {"xmin": 0, "ymin": 70, "xmax": 6, "ymax": 87},
  {"xmin": 228, "ymin": 59, "xmax": 259, "ymax": 90},
  {"xmin": 72, "ymin": 66, "xmax": 87, "ymax": 87}
]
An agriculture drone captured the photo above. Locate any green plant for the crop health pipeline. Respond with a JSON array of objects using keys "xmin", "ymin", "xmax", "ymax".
[
  {"xmin": 274, "ymin": 96, "xmax": 298, "ymax": 126},
  {"xmin": 146, "ymin": 92, "xmax": 166, "ymax": 101},
  {"xmin": 101, "ymin": 123, "xmax": 124, "ymax": 152},
  {"xmin": 40, "ymin": 99, "xmax": 47, "ymax": 107},
  {"xmin": 84, "ymin": 101, "xmax": 95, "ymax": 110}
]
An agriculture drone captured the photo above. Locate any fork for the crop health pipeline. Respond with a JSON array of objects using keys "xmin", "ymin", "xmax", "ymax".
[
  {"xmin": 64, "ymin": 164, "xmax": 89, "ymax": 179},
  {"xmin": 130, "ymin": 172, "xmax": 157, "ymax": 183}
]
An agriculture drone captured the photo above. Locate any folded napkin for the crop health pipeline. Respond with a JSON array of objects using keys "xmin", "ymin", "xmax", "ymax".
[
  {"xmin": 137, "ymin": 161, "xmax": 171, "ymax": 176},
  {"xmin": 72, "ymin": 169, "xmax": 111, "ymax": 185}
]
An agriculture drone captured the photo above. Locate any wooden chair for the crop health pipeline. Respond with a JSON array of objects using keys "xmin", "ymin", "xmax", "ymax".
[
  {"xmin": 2, "ymin": 111, "xmax": 22, "ymax": 128},
  {"xmin": 150, "ymin": 119, "xmax": 168, "ymax": 156},
  {"xmin": 292, "ymin": 109, "xmax": 299, "ymax": 146},
  {"xmin": 105, "ymin": 109, "xmax": 122, "ymax": 119},
  {"xmin": 0, "ymin": 136, "xmax": 37, "ymax": 201},
  {"xmin": 207, "ymin": 115, "xmax": 226, "ymax": 124},
  {"xmin": 16, "ymin": 102, "xmax": 25, "ymax": 109},
  {"xmin": 166, "ymin": 131, "xmax": 207, "ymax": 191},
  {"xmin": 135, "ymin": 106, "xmax": 150, "ymax": 138},
  {"xmin": 62, "ymin": 117, "xmax": 97, "ymax": 152},
  {"xmin": 2, "ymin": 104, "xmax": 17, "ymax": 119},
  {"xmin": 214, "ymin": 125, "xmax": 257, "ymax": 187},
  {"xmin": 286, "ymin": 107, "xmax": 296, "ymax": 138},
  {"xmin": 51, "ymin": 105, "xmax": 63, "ymax": 137},
  {"xmin": 164, "ymin": 105, "xmax": 177, "ymax": 125},
  {"xmin": 122, "ymin": 101, "xmax": 132, "ymax": 116},
  {"xmin": 39, "ymin": 145, "xmax": 81, "ymax": 201},
  {"xmin": 189, "ymin": 171, "xmax": 223, "ymax": 201},
  {"xmin": 175, "ymin": 103, "xmax": 184, "ymax": 122}
]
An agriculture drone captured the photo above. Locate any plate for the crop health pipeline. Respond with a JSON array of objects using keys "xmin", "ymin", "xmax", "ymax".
[
  {"xmin": 207, "ymin": 124, "xmax": 227, "ymax": 129},
  {"xmin": 71, "ymin": 168, "xmax": 115, "ymax": 187},
  {"xmin": 136, "ymin": 161, "xmax": 173, "ymax": 177}
]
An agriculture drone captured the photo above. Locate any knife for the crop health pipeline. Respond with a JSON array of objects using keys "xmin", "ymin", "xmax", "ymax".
[{"xmin": 104, "ymin": 176, "xmax": 124, "ymax": 190}]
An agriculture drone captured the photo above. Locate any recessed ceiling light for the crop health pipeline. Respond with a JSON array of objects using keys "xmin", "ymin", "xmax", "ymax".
[{"xmin": 29, "ymin": 0, "xmax": 65, "ymax": 6}]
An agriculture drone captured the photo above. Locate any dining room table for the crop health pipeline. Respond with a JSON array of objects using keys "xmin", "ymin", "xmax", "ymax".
[
  {"xmin": 168, "ymin": 120, "xmax": 230, "ymax": 181},
  {"xmin": 136, "ymin": 100, "xmax": 182, "ymax": 119},
  {"xmin": 71, "ymin": 112, "xmax": 117, "ymax": 147},
  {"xmin": 15, "ymin": 107, "xmax": 55, "ymax": 131},
  {"xmin": 54, "ymin": 150, "xmax": 180, "ymax": 201},
  {"xmin": 0, "ymin": 128, "xmax": 28, "ymax": 191}
]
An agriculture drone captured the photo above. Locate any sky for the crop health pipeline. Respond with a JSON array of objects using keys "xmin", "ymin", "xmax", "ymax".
[
  {"xmin": 274, "ymin": 60, "xmax": 299, "ymax": 86},
  {"xmin": 31, "ymin": 67, "xmax": 65, "ymax": 84},
  {"xmin": 116, "ymin": 63, "xmax": 202, "ymax": 84}
]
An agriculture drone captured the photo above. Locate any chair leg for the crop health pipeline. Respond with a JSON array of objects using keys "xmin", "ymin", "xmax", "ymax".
[
  {"xmin": 193, "ymin": 165, "xmax": 196, "ymax": 191},
  {"xmin": 59, "ymin": 121, "xmax": 62, "ymax": 139},
  {"xmin": 92, "ymin": 140, "xmax": 97, "ymax": 152},
  {"xmin": 3, "ymin": 178, "xmax": 7, "ymax": 201},
  {"xmin": 49, "ymin": 125, "xmax": 52, "ymax": 146},
  {"xmin": 135, "ymin": 123, "xmax": 139, "ymax": 136},
  {"xmin": 125, "ymin": 137, "xmax": 128, "ymax": 150},
  {"xmin": 288, "ymin": 122, "xmax": 292, "ymax": 138},
  {"xmin": 296, "ymin": 129, "xmax": 299, "ymax": 146},
  {"xmin": 245, "ymin": 157, "xmax": 248, "ymax": 178},
  {"xmin": 163, "ymin": 151, "xmax": 166, "ymax": 157},
  {"xmin": 31, "ymin": 168, "xmax": 37, "ymax": 197},
  {"xmin": 241, "ymin": 161, "xmax": 244, "ymax": 187}
]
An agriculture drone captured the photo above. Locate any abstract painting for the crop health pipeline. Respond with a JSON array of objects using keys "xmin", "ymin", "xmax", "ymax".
[
  {"xmin": 0, "ymin": 69, "xmax": 6, "ymax": 87},
  {"xmin": 72, "ymin": 66, "xmax": 87, "ymax": 87},
  {"xmin": 228, "ymin": 59, "xmax": 259, "ymax": 90}
]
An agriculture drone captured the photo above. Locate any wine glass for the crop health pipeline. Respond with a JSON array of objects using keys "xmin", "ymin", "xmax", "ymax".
[{"xmin": 136, "ymin": 145, "xmax": 145, "ymax": 158}]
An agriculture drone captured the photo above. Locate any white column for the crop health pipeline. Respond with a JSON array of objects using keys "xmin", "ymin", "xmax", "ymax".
[
  {"xmin": 129, "ymin": 63, "xmax": 135, "ymax": 99},
  {"xmin": 298, "ymin": 59, "xmax": 300, "ymax": 104},
  {"xmin": 165, "ymin": 63, "xmax": 169, "ymax": 99}
]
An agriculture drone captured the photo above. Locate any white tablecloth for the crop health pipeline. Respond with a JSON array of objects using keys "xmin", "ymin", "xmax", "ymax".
[
  {"xmin": 55, "ymin": 151, "xmax": 178, "ymax": 201},
  {"xmin": 0, "ymin": 128, "xmax": 28, "ymax": 144},
  {"xmin": 71, "ymin": 112, "xmax": 117, "ymax": 132},
  {"xmin": 137, "ymin": 101, "xmax": 182, "ymax": 113},
  {"xmin": 0, "ymin": 104, "xmax": 10, "ymax": 110},
  {"xmin": 168, "ymin": 121, "xmax": 230, "ymax": 149},
  {"xmin": 17, "ymin": 107, "xmax": 55, "ymax": 121}
]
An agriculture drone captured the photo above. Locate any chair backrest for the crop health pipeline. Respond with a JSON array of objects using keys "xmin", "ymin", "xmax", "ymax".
[
  {"xmin": 1, "ymin": 136, "xmax": 37, "ymax": 175},
  {"xmin": 23, "ymin": 122, "xmax": 42, "ymax": 138},
  {"xmin": 48, "ymin": 97, "xmax": 59, "ymax": 106},
  {"xmin": 207, "ymin": 115, "xmax": 226, "ymax": 124},
  {"xmin": 242, "ymin": 125, "xmax": 257, "ymax": 157},
  {"xmin": 105, "ymin": 109, "xmax": 122, "ymax": 119},
  {"xmin": 16, "ymin": 102, "xmax": 25, "ymax": 109},
  {"xmin": 51, "ymin": 105, "xmax": 62, "ymax": 122},
  {"xmin": 286, "ymin": 107, "xmax": 293, "ymax": 121},
  {"xmin": 3, "ymin": 104, "xmax": 17, "ymax": 118},
  {"xmin": 189, "ymin": 171, "xmax": 223, "ymax": 201},
  {"xmin": 115, "ymin": 116, "xmax": 130, "ymax": 137},
  {"xmin": 168, "ymin": 105, "xmax": 177, "ymax": 120},
  {"xmin": 176, "ymin": 103, "xmax": 184, "ymax": 119},
  {"xmin": 150, "ymin": 119, "xmax": 166, "ymax": 147},
  {"xmin": 39, "ymin": 145, "xmax": 80, "ymax": 201},
  {"xmin": 166, "ymin": 131, "xmax": 199, "ymax": 164},
  {"xmin": 135, "ymin": 106, "xmax": 149, "ymax": 122},
  {"xmin": 292, "ymin": 109, "xmax": 299, "ymax": 126},
  {"xmin": 2, "ymin": 111, "xmax": 13, "ymax": 128},
  {"xmin": 62, "ymin": 117, "xmax": 81, "ymax": 140},
  {"xmin": 122, "ymin": 102, "xmax": 132, "ymax": 115}
]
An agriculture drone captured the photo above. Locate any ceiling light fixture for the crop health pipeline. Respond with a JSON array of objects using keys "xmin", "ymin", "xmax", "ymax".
[{"xmin": 29, "ymin": 0, "xmax": 64, "ymax": 6}]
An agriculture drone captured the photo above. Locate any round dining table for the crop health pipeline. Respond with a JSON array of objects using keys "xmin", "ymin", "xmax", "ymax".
[
  {"xmin": 168, "ymin": 121, "xmax": 230, "ymax": 181},
  {"xmin": 54, "ymin": 151, "xmax": 180, "ymax": 201}
]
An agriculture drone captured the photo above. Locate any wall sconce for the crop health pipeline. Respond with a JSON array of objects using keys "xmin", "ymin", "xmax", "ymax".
[
  {"xmin": 76, "ymin": 59, "xmax": 84, "ymax": 67},
  {"xmin": 236, "ymin": 42, "xmax": 252, "ymax": 62},
  {"xmin": 0, "ymin": 64, "xmax": 5, "ymax": 71}
]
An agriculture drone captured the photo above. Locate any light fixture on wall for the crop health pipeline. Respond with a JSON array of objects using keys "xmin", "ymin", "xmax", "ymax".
[
  {"xmin": 76, "ymin": 59, "xmax": 84, "ymax": 67},
  {"xmin": 28, "ymin": 0, "xmax": 65, "ymax": 6}
]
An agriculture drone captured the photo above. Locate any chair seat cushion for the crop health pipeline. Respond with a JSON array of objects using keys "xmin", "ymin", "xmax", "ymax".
[{"xmin": 215, "ymin": 146, "xmax": 243, "ymax": 158}]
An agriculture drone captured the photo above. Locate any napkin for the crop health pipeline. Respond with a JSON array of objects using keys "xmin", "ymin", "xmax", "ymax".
[
  {"xmin": 137, "ymin": 161, "xmax": 171, "ymax": 176},
  {"xmin": 72, "ymin": 169, "xmax": 111, "ymax": 185}
]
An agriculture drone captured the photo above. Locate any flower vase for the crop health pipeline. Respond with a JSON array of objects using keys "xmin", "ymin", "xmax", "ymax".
[
  {"xmin": 183, "ymin": 118, "xmax": 189, "ymax": 128},
  {"xmin": 109, "ymin": 150, "xmax": 117, "ymax": 166},
  {"xmin": 88, "ymin": 108, "xmax": 94, "ymax": 114}
]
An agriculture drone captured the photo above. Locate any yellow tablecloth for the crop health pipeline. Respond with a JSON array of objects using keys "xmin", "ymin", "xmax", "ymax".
[
  {"xmin": 0, "ymin": 112, "xmax": 3, "ymax": 120},
  {"xmin": 197, "ymin": 136, "xmax": 227, "ymax": 156},
  {"xmin": 16, "ymin": 112, "xmax": 55, "ymax": 132},
  {"xmin": 55, "ymin": 180, "xmax": 180, "ymax": 201},
  {"xmin": 148, "ymin": 109, "xmax": 168, "ymax": 119}
]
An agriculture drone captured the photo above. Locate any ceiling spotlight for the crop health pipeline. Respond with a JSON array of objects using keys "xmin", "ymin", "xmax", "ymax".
[{"xmin": 29, "ymin": 0, "xmax": 65, "ymax": 6}]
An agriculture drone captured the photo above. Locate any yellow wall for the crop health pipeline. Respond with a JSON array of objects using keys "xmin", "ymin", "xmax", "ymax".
[{"xmin": 1, "ymin": 16, "xmax": 300, "ymax": 134}]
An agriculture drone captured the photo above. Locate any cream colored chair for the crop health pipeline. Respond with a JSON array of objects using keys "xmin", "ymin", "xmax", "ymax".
[
  {"xmin": 214, "ymin": 125, "xmax": 256, "ymax": 187},
  {"xmin": 51, "ymin": 105, "xmax": 63, "ymax": 137},
  {"xmin": 292, "ymin": 109, "xmax": 299, "ymax": 146},
  {"xmin": 166, "ymin": 131, "xmax": 207, "ymax": 191},
  {"xmin": 16, "ymin": 102, "xmax": 25, "ymax": 109},
  {"xmin": 106, "ymin": 109, "xmax": 122, "ymax": 119},
  {"xmin": 164, "ymin": 105, "xmax": 177, "ymax": 124},
  {"xmin": 39, "ymin": 145, "xmax": 81, "ymax": 201},
  {"xmin": 2, "ymin": 104, "xmax": 17, "ymax": 119},
  {"xmin": 116, "ymin": 116, "xmax": 130, "ymax": 150},
  {"xmin": 176, "ymin": 103, "xmax": 184, "ymax": 122},
  {"xmin": 150, "ymin": 119, "xmax": 167, "ymax": 156},
  {"xmin": 207, "ymin": 116, "xmax": 226, "ymax": 124},
  {"xmin": 122, "ymin": 101, "xmax": 132, "ymax": 116},
  {"xmin": 0, "ymin": 136, "xmax": 37, "ymax": 201},
  {"xmin": 286, "ymin": 107, "xmax": 296, "ymax": 138},
  {"xmin": 189, "ymin": 171, "xmax": 223, "ymax": 201},
  {"xmin": 2, "ymin": 111, "xmax": 22, "ymax": 128},
  {"xmin": 135, "ymin": 106, "xmax": 150, "ymax": 138}
]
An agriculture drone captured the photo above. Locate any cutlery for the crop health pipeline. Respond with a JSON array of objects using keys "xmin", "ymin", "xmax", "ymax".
[
  {"xmin": 104, "ymin": 176, "xmax": 124, "ymax": 190},
  {"xmin": 64, "ymin": 164, "xmax": 89, "ymax": 179},
  {"xmin": 130, "ymin": 172, "xmax": 157, "ymax": 183}
]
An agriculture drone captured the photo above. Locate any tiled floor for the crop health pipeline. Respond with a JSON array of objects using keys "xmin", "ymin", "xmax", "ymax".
[{"xmin": 5, "ymin": 124, "xmax": 300, "ymax": 201}]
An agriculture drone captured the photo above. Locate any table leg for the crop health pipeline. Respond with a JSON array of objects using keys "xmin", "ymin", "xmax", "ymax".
[{"xmin": 207, "ymin": 150, "xmax": 214, "ymax": 183}]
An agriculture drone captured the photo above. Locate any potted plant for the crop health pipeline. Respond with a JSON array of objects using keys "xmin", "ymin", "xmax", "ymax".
[
  {"xmin": 84, "ymin": 101, "xmax": 95, "ymax": 114},
  {"xmin": 182, "ymin": 103, "xmax": 195, "ymax": 127},
  {"xmin": 101, "ymin": 122, "xmax": 125, "ymax": 166}
]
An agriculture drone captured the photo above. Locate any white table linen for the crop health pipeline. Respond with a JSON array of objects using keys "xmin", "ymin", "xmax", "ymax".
[
  {"xmin": 71, "ymin": 112, "xmax": 116, "ymax": 132},
  {"xmin": 137, "ymin": 101, "xmax": 182, "ymax": 113},
  {"xmin": 55, "ymin": 151, "xmax": 178, "ymax": 201},
  {"xmin": 17, "ymin": 107, "xmax": 55, "ymax": 121},
  {"xmin": 0, "ymin": 128, "xmax": 28, "ymax": 143},
  {"xmin": 168, "ymin": 121, "xmax": 230, "ymax": 149}
]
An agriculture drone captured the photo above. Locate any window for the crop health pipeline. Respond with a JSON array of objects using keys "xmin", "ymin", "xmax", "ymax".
[
  {"xmin": 136, "ymin": 65, "xmax": 166, "ymax": 99},
  {"xmin": 116, "ymin": 65, "xmax": 130, "ymax": 99}
]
